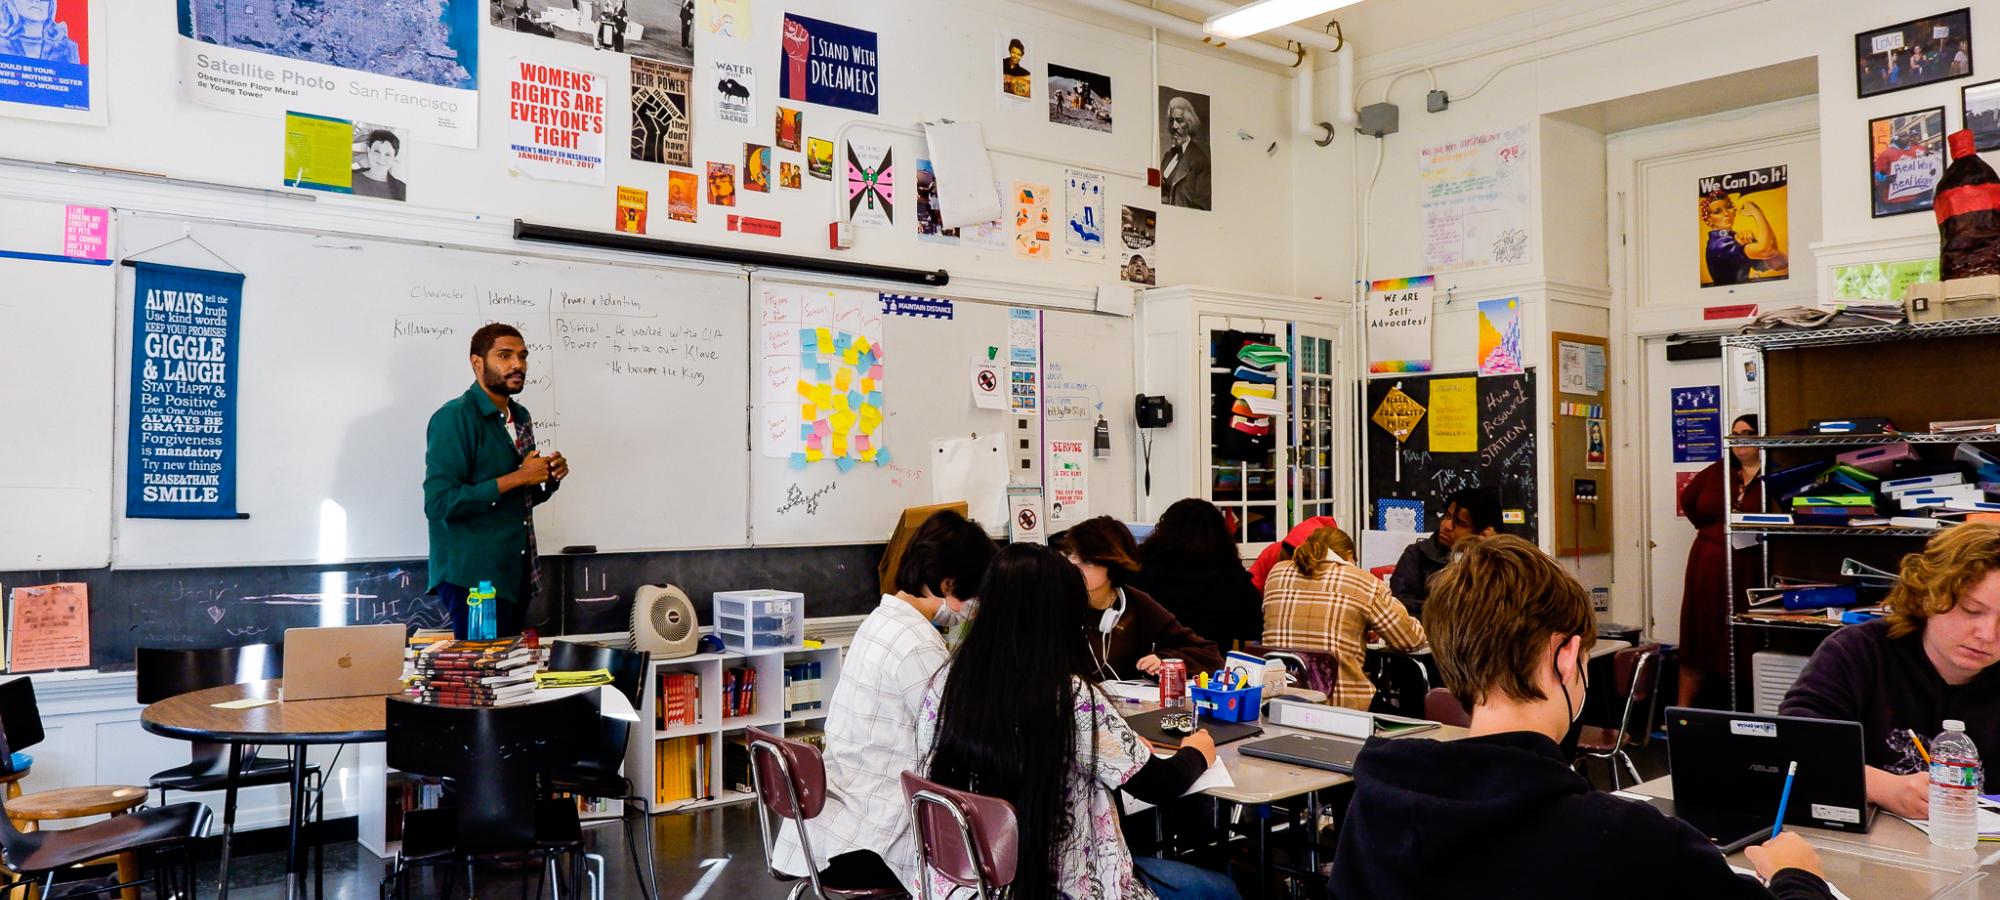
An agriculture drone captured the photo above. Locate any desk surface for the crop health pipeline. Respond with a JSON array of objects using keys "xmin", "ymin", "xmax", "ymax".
[
  {"xmin": 141, "ymin": 680, "xmax": 388, "ymax": 745},
  {"xmin": 1201, "ymin": 716, "xmax": 1468, "ymax": 805},
  {"xmin": 1630, "ymin": 777, "xmax": 2000, "ymax": 899}
]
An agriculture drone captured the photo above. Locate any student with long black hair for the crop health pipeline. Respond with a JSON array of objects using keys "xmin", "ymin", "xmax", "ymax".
[
  {"xmin": 1131, "ymin": 498, "xmax": 1263, "ymax": 651},
  {"xmin": 918, "ymin": 544, "xmax": 1241, "ymax": 900}
]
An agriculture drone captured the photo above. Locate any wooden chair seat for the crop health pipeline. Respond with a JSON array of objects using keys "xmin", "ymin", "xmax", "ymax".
[{"xmin": 8, "ymin": 786, "xmax": 147, "ymax": 825}]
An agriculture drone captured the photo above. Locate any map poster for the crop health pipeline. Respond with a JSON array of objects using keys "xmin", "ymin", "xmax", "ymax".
[{"xmin": 176, "ymin": 0, "xmax": 479, "ymax": 147}]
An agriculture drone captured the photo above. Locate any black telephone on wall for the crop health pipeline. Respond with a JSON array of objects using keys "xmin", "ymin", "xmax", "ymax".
[{"xmin": 1135, "ymin": 394, "xmax": 1174, "ymax": 429}]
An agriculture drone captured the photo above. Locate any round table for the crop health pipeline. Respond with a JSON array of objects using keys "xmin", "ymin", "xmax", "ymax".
[{"xmin": 141, "ymin": 680, "xmax": 388, "ymax": 900}]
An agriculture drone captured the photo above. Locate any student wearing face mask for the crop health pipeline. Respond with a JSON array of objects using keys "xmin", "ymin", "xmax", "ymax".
[
  {"xmin": 1060, "ymin": 516, "xmax": 1222, "ymax": 680},
  {"xmin": 769, "ymin": 510, "xmax": 997, "ymax": 894},
  {"xmin": 1330, "ymin": 535, "xmax": 1835, "ymax": 900}
]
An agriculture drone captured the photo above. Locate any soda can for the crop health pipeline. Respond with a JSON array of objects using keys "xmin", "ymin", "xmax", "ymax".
[{"xmin": 1158, "ymin": 659, "xmax": 1187, "ymax": 710}]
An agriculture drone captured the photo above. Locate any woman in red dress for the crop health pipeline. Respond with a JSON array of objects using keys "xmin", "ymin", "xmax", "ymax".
[{"xmin": 1678, "ymin": 414, "xmax": 1762, "ymax": 707}]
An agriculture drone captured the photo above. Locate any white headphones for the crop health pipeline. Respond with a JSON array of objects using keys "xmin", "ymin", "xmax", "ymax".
[{"xmin": 1098, "ymin": 587, "xmax": 1127, "ymax": 634}]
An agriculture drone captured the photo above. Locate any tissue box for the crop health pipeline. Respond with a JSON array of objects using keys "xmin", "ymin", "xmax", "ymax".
[{"xmin": 1906, "ymin": 276, "xmax": 2000, "ymax": 323}]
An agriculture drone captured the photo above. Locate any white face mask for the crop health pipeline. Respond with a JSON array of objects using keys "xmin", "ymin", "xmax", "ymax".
[{"xmin": 933, "ymin": 598, "xmax": 975, "ymax": 631}]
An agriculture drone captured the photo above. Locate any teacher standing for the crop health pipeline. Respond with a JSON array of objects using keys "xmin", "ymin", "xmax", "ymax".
[
  {"xmin": 424, "ymin": 324, "xmax": 568, "ymax": 639},
  {"xmin": 1678, "ymin": 414, "xmax": 1760, "ymax": 707}
]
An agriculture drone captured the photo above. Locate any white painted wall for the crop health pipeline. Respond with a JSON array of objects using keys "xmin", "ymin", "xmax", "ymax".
[{"xmin": 0, "ymin": 0, "xmax": 1299, "ymax": 295}]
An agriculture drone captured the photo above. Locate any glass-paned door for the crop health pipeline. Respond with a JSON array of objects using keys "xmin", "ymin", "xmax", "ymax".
[
  {"xmin": 1202, "ymin": 316, "xmax": 1286, "ymax": 555},
  {"xmin": 1290, "ymin": 323, "xmax": 1339, "ymax": 524}
]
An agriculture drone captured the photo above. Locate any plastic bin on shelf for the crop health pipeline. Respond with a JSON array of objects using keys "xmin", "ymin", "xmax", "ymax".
[{"xmin": 713, "ymin": 589, "xmax": 804, "ymax": 652}]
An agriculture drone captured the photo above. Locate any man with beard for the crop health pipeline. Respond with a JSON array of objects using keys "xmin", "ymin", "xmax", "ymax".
[
  {"xmin": 424, "ymin": 323, "xmax": 568, "ymax": 638},
  {"xmin": 1161, "ymin": 95, "xmax": 1211, "ymax": 210}
]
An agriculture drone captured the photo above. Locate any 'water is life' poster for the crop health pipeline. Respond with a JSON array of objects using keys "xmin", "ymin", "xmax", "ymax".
[{"xmin": 127, "ymin": 263, "xmax": 243, "ymax": 519}]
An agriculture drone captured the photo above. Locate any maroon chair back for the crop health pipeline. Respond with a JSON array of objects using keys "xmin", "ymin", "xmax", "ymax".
[
  {"xmin": 1423, "ymin": 688, "xmax": 1471, "ymax": 727},
  {"xmin": 747, "ymin": 727, "xmax": 827, "ymax": 821},
  {"xmin": 1614, "ymin": 643, "xmax": 1662, "ymax": 704},
  {"xmin": 1242, "ymin": 643, "xmax": 1340, "ymax": 697},
  {"xmin": 900, "ymin": 771, "xmax": 1018, "ymax": 893}
]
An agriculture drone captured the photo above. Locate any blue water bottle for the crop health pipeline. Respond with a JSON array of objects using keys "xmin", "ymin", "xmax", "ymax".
[{"xmin": 467, "ymin": 580, "xmax": 497, "ymax": 641}]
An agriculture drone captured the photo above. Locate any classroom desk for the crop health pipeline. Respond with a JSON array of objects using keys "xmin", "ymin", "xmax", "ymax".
[
  {"xmin": 1629, "ymin": 776, "xmax": 2000, "ymax": 898},
  {"xmin": 142, "ymin": 679, "xmax": 382, "ymax": 900}
]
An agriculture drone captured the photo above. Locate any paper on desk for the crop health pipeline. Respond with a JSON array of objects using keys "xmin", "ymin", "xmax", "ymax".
[
  {"xmin": 533, "ymin": 684, "xmax": 640, "ymax": 722},
  {"xmin": 1891, "ymin": 804, "xmax": 2000, "ymax": 837},
  {"xmin": 1121, "ymin": 759, "xmax": 1232, "ymax": 815},
  {"xmin": 1730, "ymin": 866, "xmax": 1854, "ymax": 900},
  {"xmin": 1100, "ymin": 679, "xmax": 1156, "ymax": 703},
  {"xmin": 211, "ymin": 698, "xmax": 277, "ymax": 710}
]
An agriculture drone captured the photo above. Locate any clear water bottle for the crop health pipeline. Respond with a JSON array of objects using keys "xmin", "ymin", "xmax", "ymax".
[{"xmin": 1928, "ymin": 719, "xmax": 1982, "ymax": 850}]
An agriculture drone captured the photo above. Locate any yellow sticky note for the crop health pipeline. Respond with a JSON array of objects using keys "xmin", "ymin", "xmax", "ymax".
[
  {"xmin": 842, "ymin": 345, "xmax": 861, "ymax": 366},
  {"xmin": 831, "ymin": 410, "xmax": 856, "ymax": 433},
  {"xmin": 796, "ymin": 381, "xmax": 813, "ymax": 399},
  {"xmin": 835, "ymin": 368, "xmax": 852, "ymax": 392},
  {"xmin": 853, "ymin": 336, "xmax": 871, "ymax": 356},
  {"xmin": 800, "ymin": 403, "xmax": 816, "ymax": 420},
  {"xmin": 810, "ymin": 384, "xmax": 833, "ymax": 408},
  {"xmin": 815, "ymin": 327, "xmax": 833, "ymax": 350},
  {"xmin": 831, "ymin": 432, "xmax": 848, "ymax": 457},
  {"xmin": 805, "ymin": 449, "xmax": 823, "ymax": 462},
  {"xmin": 861, "ymin": 449, "xmax": 877, "ymax": 462}
]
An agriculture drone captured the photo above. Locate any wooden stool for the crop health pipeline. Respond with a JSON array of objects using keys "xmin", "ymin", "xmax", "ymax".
[
  {"xmin": 0, "ymin": 769, "xmax": 26, "ymax": 801},
  {"xmin": 8, "ymin": 785, "xmax": 148, "ymax": 900}
]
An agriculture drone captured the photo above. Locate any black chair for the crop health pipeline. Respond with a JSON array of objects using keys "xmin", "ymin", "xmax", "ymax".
[
  {"xmin": 136, "ymin": 644, "xmax": 327, "ymax": 893},
  {"xmin": 542, "ymin": 641, "xmax": 657, "ymax": 900},
  {"xmin": 381, "ymin": 691, "xmax": 605, "ymax": 900},
  {"xmin": 0, "ymin": 677, "xmax": 210, "ymax": 898}
]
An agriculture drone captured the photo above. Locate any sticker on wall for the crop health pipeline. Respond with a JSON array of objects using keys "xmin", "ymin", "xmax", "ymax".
[
  {"xmin": 728, "ymin": 215, "xmax": 781, "ymax": 237},
  {"xmin": 847, "ymin": 136, "xmax": 894, "ymax": 228},
  {"xmin": 712, "ymin": 59, "xmax": 754, "ymax": 126},
  {"xmin": 780, "ymin": 161, "xmax": 802, "ymax": 190},
  {"xmin": 1375, "ymin": 498, "xmax": 1425, "ymax": 533},
  {"xmin": 614, "ymin": 186, "xmax": 648, "ymax": 234},
  {"xmin": 707, "ymin": 161, "xmax": 737, "ymax": 206},
  {"xmin": 806, "ymin": 137, "xmax": 834, "ymax": 180},
  {"xmin": 882, "ymin": 293, "xmax": 954, "ymax": 320},
  {"xmin": 776, "ymin": 106, "xmax": 802, "ymax": 151},
  {"xmin": 1064, "ymin": 168, "xmax": 1107, "ymax": 261},
  {"xmin": 668, "ymin": 170, "xmax": 699, "ymax": 222},
  {"xmin": 743, "ymin": 143, "xmax": 771, "ymax": 192},
  {"xmin": 631, "ymin": 57, "xmax": 692, "ymax": 167}
]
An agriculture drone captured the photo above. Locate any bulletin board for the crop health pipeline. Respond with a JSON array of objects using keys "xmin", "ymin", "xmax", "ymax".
[
  {"xmin": 1551, "ymin": 332, "xmax": 1611, "ymax": 555},
  {"xmin": 1363, "ymin": 370, "xmax": 1539, "ymax": 542}
]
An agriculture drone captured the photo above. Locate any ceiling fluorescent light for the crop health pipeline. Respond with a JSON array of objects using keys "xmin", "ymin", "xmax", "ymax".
[{"xmin": 1203, "ymin": 0, "xmax": 1360, "ymax": 40}]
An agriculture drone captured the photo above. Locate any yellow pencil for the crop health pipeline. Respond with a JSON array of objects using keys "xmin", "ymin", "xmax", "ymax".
[{"xmin": 1914, "ymin": 734, "xmax": 1933, "ymax": 766}]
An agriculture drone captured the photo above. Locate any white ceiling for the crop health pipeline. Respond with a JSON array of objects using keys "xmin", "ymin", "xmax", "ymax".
[{"xmin": 1151, "ymin": 0, "xmax": 1575, "ymax": 57}]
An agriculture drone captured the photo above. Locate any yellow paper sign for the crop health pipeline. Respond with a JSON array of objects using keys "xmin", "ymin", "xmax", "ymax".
[
  {"xmin": 1428, "ymin": 378, "xmax": 1477, "ymax": 453},
  {"xmin": 1371, "ymin": 387, "xmax": 1427, "ymax": 441}
]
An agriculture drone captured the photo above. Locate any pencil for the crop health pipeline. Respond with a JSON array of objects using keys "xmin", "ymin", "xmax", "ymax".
[
  {"xmin": 1772, "ymin": 760, "xmax": 1798, "ymax": 839},
  {"xmin": 1915, "ymin": 734, "xmax": 1933, "ymax": 766}
]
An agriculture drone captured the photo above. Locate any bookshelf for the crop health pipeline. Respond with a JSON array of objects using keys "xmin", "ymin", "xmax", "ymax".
[
  {"xmin": 1719, "ymin": 316, "xmax": 2000, "ymax": 709},
  {"xmin": 626, "ymin": 644, "xmax": 844, "ymax": 814}
]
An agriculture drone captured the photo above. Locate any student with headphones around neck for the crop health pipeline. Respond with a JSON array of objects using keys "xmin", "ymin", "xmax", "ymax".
[{"xmin": 1060, "ymin": 517, "xmax": 1223, "ymax": 680}]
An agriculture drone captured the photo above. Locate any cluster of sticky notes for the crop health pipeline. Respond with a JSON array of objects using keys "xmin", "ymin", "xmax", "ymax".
[{"xmin": 788, "ymin": 327, "xmax": 891, "ymax": 472}]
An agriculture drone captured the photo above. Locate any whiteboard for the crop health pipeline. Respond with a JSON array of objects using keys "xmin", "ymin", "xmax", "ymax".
[
  {"xmin": 0, "ymin": 255, "xmax": 116, "ymax": 569},
  {"xmin": 748, "ymin": 275, "xmax": 1134, "ymax": 546},
  {"xmin": 112, "ymin": 215, "xmax": 749, "ymax": 566}
]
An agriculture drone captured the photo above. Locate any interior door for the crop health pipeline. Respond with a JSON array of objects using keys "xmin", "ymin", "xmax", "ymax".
[
  {"xmin": 1290, "ymin": 322, "xmax": 1340, "ymax": 527},
  {"xmin": 1643, "ymin": 338, "xmax": 1724, "ymax": 642},
  {"xmin": 1201, "ymin": 315, "xmax": 1286, "ymax": 556}
]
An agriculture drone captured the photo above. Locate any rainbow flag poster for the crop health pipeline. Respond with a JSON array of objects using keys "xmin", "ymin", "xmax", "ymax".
[{"xmin": 1366, "ymin": 275, "xmax": 1434, "ymax": 373}]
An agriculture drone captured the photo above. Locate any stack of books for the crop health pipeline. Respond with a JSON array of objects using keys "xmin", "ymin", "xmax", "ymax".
[
  {"xmin": 659, "ymin": 671, "xmax": 702, "ymax": 729},
  {"xmin": 656, "ymin": 736, "xmax": 710, "ymax": 804},
  {"xmin": 722, "ymin": 666, "xmax": 758, "ymax": 719},
  {"xmin": 408, "ymin": 636, "xmax": 541, "ymax": 706},
  {"xmin": 783, "ymin": 661, "xmax": 824, "ymax": 716}
]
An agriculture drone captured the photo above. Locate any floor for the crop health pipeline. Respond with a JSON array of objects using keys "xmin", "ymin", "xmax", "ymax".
[{"xmin": 103, "ymin": 743, "xmax": 1672, "ymax": 899}]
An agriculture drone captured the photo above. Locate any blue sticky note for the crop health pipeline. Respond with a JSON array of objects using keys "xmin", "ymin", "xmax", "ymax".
[
  {"xmin": 800, "ymin": 351, "xmax": 816, "ymax": 367},
  {"xmin": 868, "ymin": 391, "xmax": 883, "ymax": 407},
  {"xmin": 800, "ymin": 424, "xmax": 813, "ymax": 440},
  {"xmin": 875, "ymin": 448, "xmax": 892, "ymax": 467},
  {"xmin": 788, "ymin": 452, "xmax": 807, "ymax": 470},
  {"xmin": 858, "ymin": 351, "xmax": 875, "ymax": 371},
  {"xmin": 816, "ymin": 363, "xmax": 831, "ymax": 380},
  {"xmin": 848, "ymin": 390, "xmax": 863, "ymax": 409},
  {"xmin": 835, "ymin": 456, "xmax": 856, "ymax": 473},
  {"xmin": 799, "ymin": 328, "xmax": 817, "ymax": 349},
  {"xmin": 834, "ymin": 333, "xmax": 852, "ymax": 352}
]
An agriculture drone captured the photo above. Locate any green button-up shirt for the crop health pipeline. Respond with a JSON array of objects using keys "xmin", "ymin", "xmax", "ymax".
[{"xmin": 424, "ymin": 383, "xmax": 557, "ymax": 604}]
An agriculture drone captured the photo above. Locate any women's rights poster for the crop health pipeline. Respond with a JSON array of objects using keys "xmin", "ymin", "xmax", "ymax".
[
  {"xmin": 1698, "ymin": 166, "xmax": 1788, "ymax": 287},
  {"xmin": 127, "ymin": 263, "xmax": 243, "ymax": 518},
  {"xmin": 0, "ymin": 0, "xmax": 102, "ymax": 124}
]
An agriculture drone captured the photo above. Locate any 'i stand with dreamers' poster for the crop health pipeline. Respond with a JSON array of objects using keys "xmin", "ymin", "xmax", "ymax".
[
  {"xmin": 779, "ymin": 13, "xmax": 878, "ymax": 115},
  {"xmin": 127, "ymin": 262, "xmax": 243, "ymax": 519}
]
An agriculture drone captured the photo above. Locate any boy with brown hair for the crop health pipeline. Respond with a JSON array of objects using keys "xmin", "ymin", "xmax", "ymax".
[{"xmin": 1329, "ymin": 535, "xmax": 1834, "ymax": 900}]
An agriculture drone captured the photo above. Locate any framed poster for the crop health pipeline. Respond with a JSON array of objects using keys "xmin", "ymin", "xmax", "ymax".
[
  {"xmin": 1965, "ymin": 78, "xmax": 2000, "ymax": 152},
  {"xmin": 1855, "ymin": 8, "xmax": 1971, "ymax": 98},
  {"xmin": 1868, "ymin": 107, "xmax": 1946, "ymax": 218}
]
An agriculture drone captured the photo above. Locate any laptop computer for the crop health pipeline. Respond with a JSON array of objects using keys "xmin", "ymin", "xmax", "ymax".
[
  {"xmin": 281, "ymin": 624, "xmax": 406, "ymax": 701},
  {"xmin": 1662, "ymin": 707, "xmax": 1872, "ymax": 839},
  {"xmin": 1236, "ymin": 732, "xmax": 1368, "ymax": 774}
]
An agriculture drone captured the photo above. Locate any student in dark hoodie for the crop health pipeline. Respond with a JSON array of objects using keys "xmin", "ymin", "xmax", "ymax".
[
  {"xmin": 1388, "ymin": 488, "xmax": 1501, "ymax": 618},
  {"xmin": 1131, "ymin": 498, "xmax": 1264, "ymax": 651},
  {"xmin": 1330, "ymin": 535, "xmax": 1835, "ymax": 900}
]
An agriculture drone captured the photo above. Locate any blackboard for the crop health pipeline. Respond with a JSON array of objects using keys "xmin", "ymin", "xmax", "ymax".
[
  {"xmin": 1363, "ymin": 370, "xmax": 1538, "ymax": 541},
  {"xmin": 3, "ymin": 543, "xmax": 885, "ymax": 671}
]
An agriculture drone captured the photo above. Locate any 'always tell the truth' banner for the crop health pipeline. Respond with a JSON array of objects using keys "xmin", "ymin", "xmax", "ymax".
[
  {"xmin": 779, "ymin": 13, "xmax": 878, "ymax": 115},
  {"xmin": 127, "ymin": 262, "xmax": 243, "ymax": 519}
]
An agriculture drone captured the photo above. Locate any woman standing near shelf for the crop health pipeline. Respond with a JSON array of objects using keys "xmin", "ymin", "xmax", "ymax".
[{"xmin": 1678, "ymin": 414, "xmax": 1763, "ymax": 707}]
